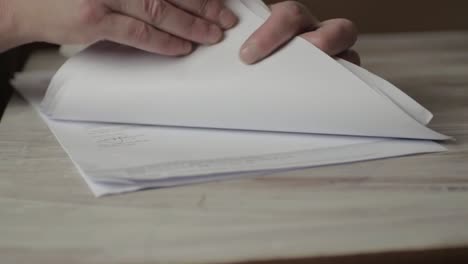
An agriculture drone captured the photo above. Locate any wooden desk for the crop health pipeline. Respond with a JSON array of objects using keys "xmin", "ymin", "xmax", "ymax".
[{"xmin": 1, "ymin": 32, "xmax": 468, "ymax": 264}]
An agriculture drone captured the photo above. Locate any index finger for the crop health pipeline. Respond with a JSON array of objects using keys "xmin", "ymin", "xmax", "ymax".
[
  {"xmin": 167, "ymin": 0, "xmax": 238, "ymax": 29},
  {"xmin": 106, "ymin": 0, "xmax": 223, "ymax": 44}
]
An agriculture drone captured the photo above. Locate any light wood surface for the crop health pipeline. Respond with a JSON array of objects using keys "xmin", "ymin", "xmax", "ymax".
[{"xmin": 1, "ymin": 32, "xmax": 468, "ymax": 264}]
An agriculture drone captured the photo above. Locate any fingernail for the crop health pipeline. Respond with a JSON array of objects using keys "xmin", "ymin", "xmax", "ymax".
[
  {"xmin": 240, "ymin": 43, "xmax": 261, "ymax": 65},
  {"xmin": 219, "ymin": 8, "xmax": 238, "ymax": 29},
  {"xmin": 208, "ymin": 24, "xmax": 223, "ymax": 44}
]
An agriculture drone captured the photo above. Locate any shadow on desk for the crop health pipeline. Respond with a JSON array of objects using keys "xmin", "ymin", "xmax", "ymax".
[
  {"xmin": 0, "ymin": 44, "xmax": 55, "ymax": 121},
  {"xmin": 0, "ymin": 82, "xmax": 13, "ymax": 120},
  {"xmin": 237, "ymin": 247, "xmax": 468, "ymax": 264},
  {"xmin": 0, "ymin": 49, "xmax": 20, "ymax": 119}
]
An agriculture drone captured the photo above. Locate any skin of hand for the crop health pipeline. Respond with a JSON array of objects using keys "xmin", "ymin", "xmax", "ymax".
[
  {"xmin": 1, "ymin": 0, "xmax": 358, "ymax": 65},
  {"xmin": 0, "ymin": 0, "xmax": 238, "ymax": 54},
  {"xmin": 240, "ymin": 1, "xmax": 360, "ymax": 65}
]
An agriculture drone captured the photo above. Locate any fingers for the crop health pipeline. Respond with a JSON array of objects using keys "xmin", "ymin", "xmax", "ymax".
[
  {"xmin": 300, "ymin": 18, "xmax": 358, "ymax": 57},
  {"xmin": 240, "ymin": 1, "xmax": 358, "ymax": 65},
  {"xmin": 101, "ymin": 14, "xmax": 192, "ymax": 55},
  {"xmin": 167, "ymin": 0, "xmax": 238, "ymax": 29},
  {"xmin": 105, "ymin": 0, "xmax": 224, "ymax": 45},
  {"xmin": 240, "ymin": 1, "xmax": 318, "ymax": 64}
]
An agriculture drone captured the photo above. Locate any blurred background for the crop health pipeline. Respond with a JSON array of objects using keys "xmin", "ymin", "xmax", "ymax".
[{"xmin": 265, "ymin": 0, "xmax": 468, "ymax": 32}]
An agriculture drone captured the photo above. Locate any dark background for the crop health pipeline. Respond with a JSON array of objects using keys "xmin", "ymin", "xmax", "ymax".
[{"xmin": 265, "ymin": 0, "xmax": 468, "ymax": 33}]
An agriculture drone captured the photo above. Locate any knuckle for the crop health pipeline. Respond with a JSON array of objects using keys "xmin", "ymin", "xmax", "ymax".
[
  {"xmin": 280, "ymin": 1, "xmax": 307, "ymax": 19},
  {"xmin": 127, "ymin": 20, "xmax": 151, "ymax": 43},
  {"xmin": 78, "ymin": 0, "xmax": 105, "ymax": 25},
  {"xmin": 187, "ymin": 18, "xmax": 208, "ymax": 39},
  {"xmin": 157, "ymin": 33, "xmax": 186, "ymax": 54},
  {"xmin": 198, "ymin": 0, "xmax": 210, "ymax": 15},
  {"xmin": 274, "ymin": 1, "xmax": 309, "ymax": 28},
  {"xmin": 159, "ymin": 32, "xmax": 173, "ymax": 47},
  {"xmin": 143, "ymin": 0, "xmax": 167, "ymax": 26},
  {"xmin": 198, "ymin": 0, "xmax": 222, "ymax": 18}
]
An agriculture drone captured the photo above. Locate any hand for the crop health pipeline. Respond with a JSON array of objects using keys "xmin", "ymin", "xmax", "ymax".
[
  {"xmin": 2, "ymin": 0, "xmax": 238, "ymax": 54},
  {"xmin": 240, "ymin": 1, "xmax": 360, "ymax": 65}
]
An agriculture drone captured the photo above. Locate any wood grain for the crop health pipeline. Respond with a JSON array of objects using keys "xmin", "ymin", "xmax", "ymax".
[{"xmin": 1, "ymin": 32, "xmax": 468, "ymax": 264}]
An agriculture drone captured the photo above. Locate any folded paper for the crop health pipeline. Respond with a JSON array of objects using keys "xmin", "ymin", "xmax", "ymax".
[
  {"xmin": 14, "ymin": 71, "xmax": 445, "ymax": 197},
  {"xmin": 42, "ymin": 0, "xmax": 448, "ymax": 140},
  {"xmin": 12, "ymin": 0, "xmax": 449, "ymax": 197}
]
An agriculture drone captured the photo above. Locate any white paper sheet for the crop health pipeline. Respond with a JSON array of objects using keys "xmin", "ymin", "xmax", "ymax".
[
  {"xmin": 42, "ymin": 0, "xmax": 448, "ymax": 140},
  {"xmin": 13, "ymin": 71, "xmax": 445, "ymax": 197},
  {"xmin": 11, "ymin": 0, "xmax": 449, "ymax": 197}
]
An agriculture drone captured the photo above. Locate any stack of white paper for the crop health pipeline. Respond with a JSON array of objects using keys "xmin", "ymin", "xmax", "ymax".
[{"xmin": 13, "ymin": 0, "xmax": 449, "ymax": 196}]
